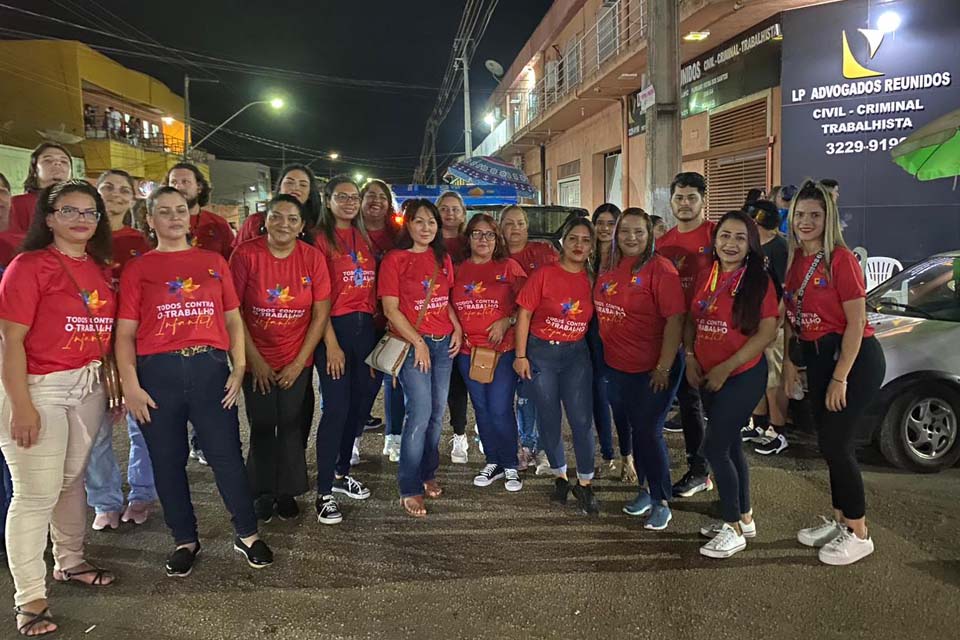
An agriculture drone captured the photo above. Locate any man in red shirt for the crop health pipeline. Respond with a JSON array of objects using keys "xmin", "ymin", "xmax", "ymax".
[
  {"xmin": 657, "ymin": 172, "xmax": 715, "ymax": 498},
  {"xmin": 166, "ymin": 163, "xmax": 234, "ymax": 260}
]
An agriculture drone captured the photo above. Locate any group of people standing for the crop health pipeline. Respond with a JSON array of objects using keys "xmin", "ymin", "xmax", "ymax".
[{"xmin": 0, "ymin": 141, "xmax": 885, "ymax": 637}]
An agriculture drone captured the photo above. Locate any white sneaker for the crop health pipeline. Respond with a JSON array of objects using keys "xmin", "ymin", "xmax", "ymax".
[
  {"xmin": 818, "ymin": 527, "xmax": 874, "ymax": 566},
  {"xmin": 389, "ymin": 437, "xmax": 401, "ymax": 463},
  {"xmin": 534, "ymin": 451, "xmax": 551, "ymax": 476},
  {"xmin": 504, "ymin": 468, "xmax": 523, "ymax": 492},
  {"xmin": 797, "ymin": 516, "xmax": 843, "ymax": 548},
  {"xmin": 699, "ymin": 523, "xmax": 747, "ymax": 559},
  {"xmin": 451, "ymin": 434, "xmax": 469, "ymax": 464},
  {"xmin": 700, "ymin": 518, "xmax": 756, "ymax": 539},
  {"xmin": 382, "ymin": 434, "xmax": 395, "ymax": 457},
  {"xmin": 350, "ymin": 437, "xmax": 361, "ymax": 466}
]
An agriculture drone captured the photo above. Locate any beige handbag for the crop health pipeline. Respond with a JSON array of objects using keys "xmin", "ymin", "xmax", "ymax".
[{"xmin": 365, "ymin": 262, "xmax": 439, "ymax": 378}]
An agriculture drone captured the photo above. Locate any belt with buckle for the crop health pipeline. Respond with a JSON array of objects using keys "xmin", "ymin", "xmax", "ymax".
[
  {"xmin": 175, "ymin": 345, "xmax": 214, "ymax": 357},
  {"xmin": 423, "ymin": 334, "xmax": 448, "ymax": 341}
]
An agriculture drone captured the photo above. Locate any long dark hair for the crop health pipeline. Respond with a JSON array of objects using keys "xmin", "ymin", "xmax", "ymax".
[
  {"xmin": 712, "ymin": 209, "xmax": 769, "ymax": 335},
  {"xmin": 96, "ymin": 168, "xmax": 137, "ymax": 227},
  {"xmin": 21, "ymin": 180, "xmax": 112, "ymax": 265},
  {"xmin": 24, "ymin": 142, "xmax": 73, "ymax": 192},
  {"xmin": 558, "ymin": 216, "xmax": 595, "ymax": 277},
  {"xmin": 610, "ymin": 207, "xmax": 655, "ymax": 274},
  {"xmin": 396, "ymin": 198, "xmax": 447, "ymax": 266},
  {"xmin": 277, "ymin": 163, "xmax": 321, "ymax": 228},
  {"xmin": 463, "ymin": 213, "xmax": 507, "ymax": 261},
  {"xmin": 318, "ymin": 174, "xmax": 367, "ymax": 254},
  {"xmin": 260, "ymin": 193, "xmax": 315, "ymax": 244},
  {"xmin": 591, "ymin": 202, "xmax": 621, "ymax": 272},
  {"xmin": 361, "ymin": 179, "xmax": 396, "ymax": 237},
  {"xmin": 165, "ymin": 162, "xmax": 211, "ymax": 207}
]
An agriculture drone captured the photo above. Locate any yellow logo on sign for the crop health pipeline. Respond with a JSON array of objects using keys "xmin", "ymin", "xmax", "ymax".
[{"xmin": 842, "ymin": 28, "xmax": 885, "ymax": 79}]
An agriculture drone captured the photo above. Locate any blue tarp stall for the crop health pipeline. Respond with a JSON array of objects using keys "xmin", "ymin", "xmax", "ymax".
[
  {"xmin": 392, "ymin": 184, "xmax": 521, "ymax": 208},
  {"xmin": 444, "ymin": 156, "xmax": 539, "ymax": 199}
]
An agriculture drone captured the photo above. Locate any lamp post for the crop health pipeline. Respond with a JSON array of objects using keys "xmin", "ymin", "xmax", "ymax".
[{"xmin": 189, "ymin": 98, "xmax": 285, "ymax": 153}]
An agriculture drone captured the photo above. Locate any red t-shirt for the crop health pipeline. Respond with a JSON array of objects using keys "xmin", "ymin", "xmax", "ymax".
[
  {"xmin": 229, "ymin": 237, "xmax": 332, "ymax": 369},
  {"xmin": 516, "ymin": 263, "xmax": 594, "ymax": 342},
  {"xmin": 233, "ymin": 212, "xmax": 264, "ymax": 248},
  {"xmin": 190, "ymin": 210, "xmax": 235, "ymax": 259},
  {"xmin": 509, "ymin": 241, "xmax": 558, "ymax": 276},
  {"xmin": 784, "ymin": 246, "xmax": 873, "ymax": 342},
  {"xmin": 444, "ymin": 235, "xmax": 467, "ymax": 264},
  {"xmin": 9, "ymin": 191, "xmax": 38, "ymax": 233},
  {"xmin": 0, "ymin": 248, "xmax": 115, "ymax": 375},
  {"xmin": 110, "ymin": 226, "xmax": 151, "ymax": 278},
  {"xmin": 451, "ymin": 258, "xmax": 527, "ymax": 354},
  {"xmin": 378, "ymin": 249, "xmax": 455, "ymax": 336},
  {"xmin": 367, "ymin": 228, "xmax": 396, "ymax": 263},
  {"xmin": 594, "ymin": 255, "xmax": 686, "ymax": 373},
  {"xmin": 118, "ymin": 248, "xmax": 240, "ymax": 356},
  {"xmin": 314, "ymin": 227, "xmax": 377, "ymax": 317},
  {"xmin": 0, "ymin": 231, "xmax": 25, "ymax": 269},
  {"xmin": 658, "ymin": 220, "xmax": 716, "ymax": 305},
  {"xmin": 691, "ymin": 269, "xmax": 779, "ymax": 376}
]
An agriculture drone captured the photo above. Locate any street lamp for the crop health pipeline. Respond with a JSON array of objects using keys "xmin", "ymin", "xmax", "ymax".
[
  {"xmin": 190, "ymin": 98, "xmax": 285, "ymax": 151},
  {"xmin": 329, "ymin": 152, "xmax": 340, "ymax": 160},
  {"xmin": 484, "ymin": 112, "xmax": 496, "ymax": 128},
  {"xmin": 354, "ymin": 173, "xmax": 365, "ymax": 183}
]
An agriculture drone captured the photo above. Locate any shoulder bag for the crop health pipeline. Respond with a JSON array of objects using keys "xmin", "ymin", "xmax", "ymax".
[{"xmin": 787, "ymin": 250, "xmax": 824, "ymax": 367}]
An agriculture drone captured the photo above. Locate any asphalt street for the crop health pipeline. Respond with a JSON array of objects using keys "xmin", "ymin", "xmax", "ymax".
[{"xmin": 2, "ymin": 396, "xmax": 958, "ymax": 640}]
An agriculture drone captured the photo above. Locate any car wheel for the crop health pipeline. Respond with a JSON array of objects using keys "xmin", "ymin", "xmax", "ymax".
[{"xmin": 879, "ymin": 383, "xmax": 960, "ymax": 473}]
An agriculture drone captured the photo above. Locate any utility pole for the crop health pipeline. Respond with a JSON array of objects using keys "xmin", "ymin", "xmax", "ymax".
[
  {"xmin": 430, "ymin": 128, "xmax": 438, "ymax": 183},
  {"xmin": 458, "ymin": 39, "xmax": 473, "ymax": 159},
  {"xmin": 644, "ymin": 0, "xmax": 681, "ymax": 226},
  {"xmin": 183, "ymin": 74, "xmax": 220, "ymax": 159}
]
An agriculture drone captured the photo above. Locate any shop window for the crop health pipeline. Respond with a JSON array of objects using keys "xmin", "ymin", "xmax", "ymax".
[
  {"xmin": 704, "ymin": 150, "xmax": 767, "ymax": 221},
  {"xmin": 558, "ymin": 177, "xmax": 581, "ymax": 207}
]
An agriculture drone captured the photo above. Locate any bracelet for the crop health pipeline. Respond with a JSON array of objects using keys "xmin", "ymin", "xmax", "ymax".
[
  {"xmin": 831, "ymin": 377, "xmax": 847, "ymax": 385},
  {"xmin": 684, "ymin": 351, "xmax": 696, "ymax": 358},
  {"xmin": 655, "ymin": 364, "xmax": 670, "ymax": 374},
  {"xmin": 515, "ymin": 356, "xmax": 527, "ymax": 360}
]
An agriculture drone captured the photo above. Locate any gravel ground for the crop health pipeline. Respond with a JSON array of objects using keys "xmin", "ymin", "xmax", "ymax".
[{"xmin": 2, "ymin": 391, "xmax": 958, "ymax": 640}]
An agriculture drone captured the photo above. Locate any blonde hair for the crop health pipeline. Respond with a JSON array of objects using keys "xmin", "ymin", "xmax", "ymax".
[{"xmin": 785, "ymin": 180, "xmax": 848, "ymax": 281}]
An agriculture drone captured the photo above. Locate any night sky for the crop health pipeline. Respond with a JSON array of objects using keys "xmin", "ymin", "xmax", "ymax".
[{"xmin": 2, "ymin": 0, "xmax": 553, "ymax": 182}]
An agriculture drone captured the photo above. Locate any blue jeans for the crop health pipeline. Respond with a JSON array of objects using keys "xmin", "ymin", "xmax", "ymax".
[
  {"xmin": 456, "ymin": 351, "xmax": 519, "ymax": 468},
  {"xmin": 702, "ymin": 359, "xmax": 768, "ymax": 523},
  {"xmin": 137, "ymin": 349, "xmax": 257, "ymax": 545},
  {"xmin": 383, "ymin": 375, "xmax": 406, "ymax": 436},
  {"xmin": 607, "ymin": 353, "xmax": 684, "ymax": 504},
  {"xmin": 315, "ymin": 312, "xmax": 380, "ymax": 494},
  {"xmin": 0, "ymin": 448, "xmax": 11, "ymax": 543},
  {"xmin": 526, "ymin": 336, "xmax": 595, "ymax": 481},
  {"xmin": 516, "ymin": 380, "xmax": 538, "ymax": 451},
  {"xmin": 85, "ymin": 411, "xmax": 157, "ymax": 513},
  {"xmin": 587, "ymin": 321, "xmax": 631, "ymax": 459},
  {"xmin": 397, "ymin": 335, "xmax": 454, "ymax": 498}
]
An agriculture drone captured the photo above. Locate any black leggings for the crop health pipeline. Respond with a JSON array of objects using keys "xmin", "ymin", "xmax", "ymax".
[
  {"xmin": 447, "ymin": 365, "xmax": 468, "ymax": 436},
  {"xmin": 802, "ymin": 333, "xmax": 885, "ymax": 520}
]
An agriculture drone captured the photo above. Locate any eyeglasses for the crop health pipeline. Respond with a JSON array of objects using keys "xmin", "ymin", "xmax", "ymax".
[
  {"xmin": 470, "ymin": 230, "xmax": 497, "ymax": 241},
  {"xmin": 332, "ymin": 193, "xmax": 361, "ymax": 204},
  {"xmin": 54, "ymin": 206, "xmax": 101, "ymax": 222}
]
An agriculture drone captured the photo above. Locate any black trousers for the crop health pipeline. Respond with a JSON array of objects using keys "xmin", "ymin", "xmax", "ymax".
[
  {"xmin": 802, "ymin": 333, "xmax": 885, "ymax": 520},
  {"xmin": 243, "ymin": 368, "xmax": 311, "ymax": 499},
  {"xmin": 677, "ymin": 377, "xmax": 709, "ymax": 476},
  {"xmin": 447, "ymin": 364, "xmax": 468, "ymax": 436}
]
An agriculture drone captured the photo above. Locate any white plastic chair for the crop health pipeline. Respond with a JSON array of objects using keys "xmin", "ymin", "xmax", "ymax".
[{"xmin": 865, "ymin": 256, "xmax": 903, "ymax": 291}]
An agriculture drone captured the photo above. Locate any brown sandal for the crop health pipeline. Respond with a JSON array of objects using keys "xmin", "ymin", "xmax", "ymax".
[
  {"xmin": 400, "ymin": 496, "xmax": 427, "ymax": 518},
  {"xmin": 53, "ymin": 563, "xmax": 114, "ymax": 587},
  {"xmin": 14, "ymin": 606, "xmax": 58, "ymax": 637},
  {"xmin": 423, "ymin": 480, "xmax": 443, "ymax": 499}
]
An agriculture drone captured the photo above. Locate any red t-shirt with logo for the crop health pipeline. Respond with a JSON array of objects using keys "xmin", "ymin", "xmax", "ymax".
[
  {"xmin": 691, "ymin": 269, "xmax": 779, "ymax": 376},
  {"xmin": 452, "ymin": 258, "xmax": 527, "ymax": 354},
  {"xmin": 0, "ymin": 231, "xmax": 25, "ymax": 270},
  {"xmin": 594, "ymin": 255, "xmax": 686, "ymax": 373},
  {"xmin": 367, "ymin": 228, "xmax": 396, "ymax": 263},
  {"xmin": 110, "ymin": 226, "xmax": 151, "ymax": 278},
  {"xmin": 784, "ymin": 246, "xmax": 873, "ymax": 342},
  {"xmin": 0, "ymin": 248, "xmax": 115, "ymax": 374},
  {"xmin": 314, "ymin": 227, "xmax": 377, "ymax": 317},
  {"xmin": 657, "ymin": 220, "xmax": 716, "ymax": 305},
  {"xmin": 509, "ymin": 241, "xmax": 558, "ymax": 276},
  {"xmin": 233, "ymin": 212, "xmax": 264, "ymax": 248},
  {"xmin": 118, "ymin": 248, "xmax": 240, "ymax": 355},
  {"xmin": 190, "ymin": 210, "xmax": 235, "ymax": 259},
  {"xmin": 378, "ymin": 249, "xmax": 455, "ymax": 336},
  {"xmin": 516, "ymin": 263, "xmax": 593, "ymax": 342},
  {"xmin": 229, "ymin": 237, "xmax": 332, "ymax": 369},
  {"xmin": 9, "ymin": 191, "xmax": 38, "ymax": 233},
  {"xmin": 444, "ymin": 235, "xmax": 467, "ymax": 264}
]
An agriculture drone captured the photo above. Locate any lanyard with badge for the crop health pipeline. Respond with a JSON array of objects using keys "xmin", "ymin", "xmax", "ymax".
[
  {"xmin": 787, "ymin": 250, "xmax": 825, "ymax": 366},
  {"xmin": 345, "ymin": 228, "xmax": 365, "ymax": 287}
]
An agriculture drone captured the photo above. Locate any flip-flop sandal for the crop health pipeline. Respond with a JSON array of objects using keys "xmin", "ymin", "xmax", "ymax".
[
  {"xmin": 423, "ymin": 481, "xmax": 443, "ymax": 499},
  {"xmin": 14, "ymin": 606, "xmax": 58, "ymax": 637},
  {"xmin": 53, "ymin": 564, "xmax": 114, "ymax": 587},
  {"xmin": 399, "ymin": 497, "xmax": 427, "ymax": 518}
]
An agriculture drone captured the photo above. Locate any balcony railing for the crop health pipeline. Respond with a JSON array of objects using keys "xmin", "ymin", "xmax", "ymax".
[{"xmin": 85, "ymin": 126, "xmax": 187, "ymax": 156}]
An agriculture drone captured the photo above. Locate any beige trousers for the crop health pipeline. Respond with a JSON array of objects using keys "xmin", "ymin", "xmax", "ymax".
[{"xmin": 0, "ymin": 361, "xmax": 105, "ymax": 605}]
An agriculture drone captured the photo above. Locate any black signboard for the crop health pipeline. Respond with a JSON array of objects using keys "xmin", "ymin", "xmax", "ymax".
[{"xmin": 781, "ymin": 0, "xmax": 960, "ymax": 263}]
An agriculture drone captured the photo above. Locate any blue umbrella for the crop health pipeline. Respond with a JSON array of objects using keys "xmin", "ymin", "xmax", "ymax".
[{"xmin": 445, "ymin": 156, "xmax": 537, "ymax": 198}]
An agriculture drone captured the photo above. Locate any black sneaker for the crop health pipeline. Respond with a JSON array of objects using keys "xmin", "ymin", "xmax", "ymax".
[
  {"xmin": 234, "ymin": 537, "xmax": 273, "ymax": 569},
  {"xmin": 254, "ymin": 496, "xmax": 275, "ymax": 523},
  {"xmin": 755, "ymin": 433, "xmax": 789, "ymax": 456},
  {"xmin": 741, "ymin": 424, "xmax": 767, "ymax": 442},
  {"xmin": 332, "ymin": 475, "xmax": 371, "ymax": 500},
  {"xmin": 672, "ymin": 471, "xmax": 714, "ymax": 498},
  {"xmin": 550, "ymin": 478, "xmax": 570, "ymax": 504},
  {"xmin": 663, "ymin": 418, "xmax": 682, "ymax": 434},
  {"xmin": 364, "ymin": 416, "xmax": 383, "ymax": 431},
  {"xmin": 473, "ymin": 463, "xmax": 505, "ymax": 487},
  {"xmin": 571, "ymin": 483, "xmax": 600, "ymax": 515},
  {"xmin": 165, "ymin": 542, "xmax": 201, "ymax": 578},
  {"xmin": 275, "ymin": 496, "xmax": 300, "ymax": 520},
  {"xmin": 316, "ymin": 494, "xmax": 343, "ymax": 525}
]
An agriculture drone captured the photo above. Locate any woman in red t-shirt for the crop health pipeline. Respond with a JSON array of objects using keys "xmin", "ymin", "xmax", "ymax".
[
  {"xmin": 783, "ymin": 181, "xmax": 884, "ymax": 566},
  {"xmin": 379, "ymin": 199, "xmax": 462, "ymax": 517},
  {"xmin": 116, "ymin": 186, "xmax": 272, "ymax": 578},
  {"xmin": 9, "ymin": 143, "xmax": 74, "ymax": 234},
  {"xmin": 596, "ymin": 208, "xmax": 686, "ymax": 530},
  {"xmin": 452, "ymin": 213, "xmax": 527, "ymax": 491},
  {"xmin": 684, "ymin": 210, "xmax": 778, "ymax": 560},
  {"xmin": 234, "ymin": 164, "xmax": 322, "ymax": 248},
  {"xmin": 514, "ymin": 217, "xmax": 598, "ymax": 514},
  {"xmin": 230, "ymin": 194, "xmax": 331, "ymax": 523},
  {"xmin": 312, "ymin": 176, "xmax": 381, "ymax": 524},
  {"xmin": 84, "ymin": 169, "xmax": 157, "ymax": 532},
  {"xmin": 0, "ymin": 180, "xmax": 116, "ymax": 636}
]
